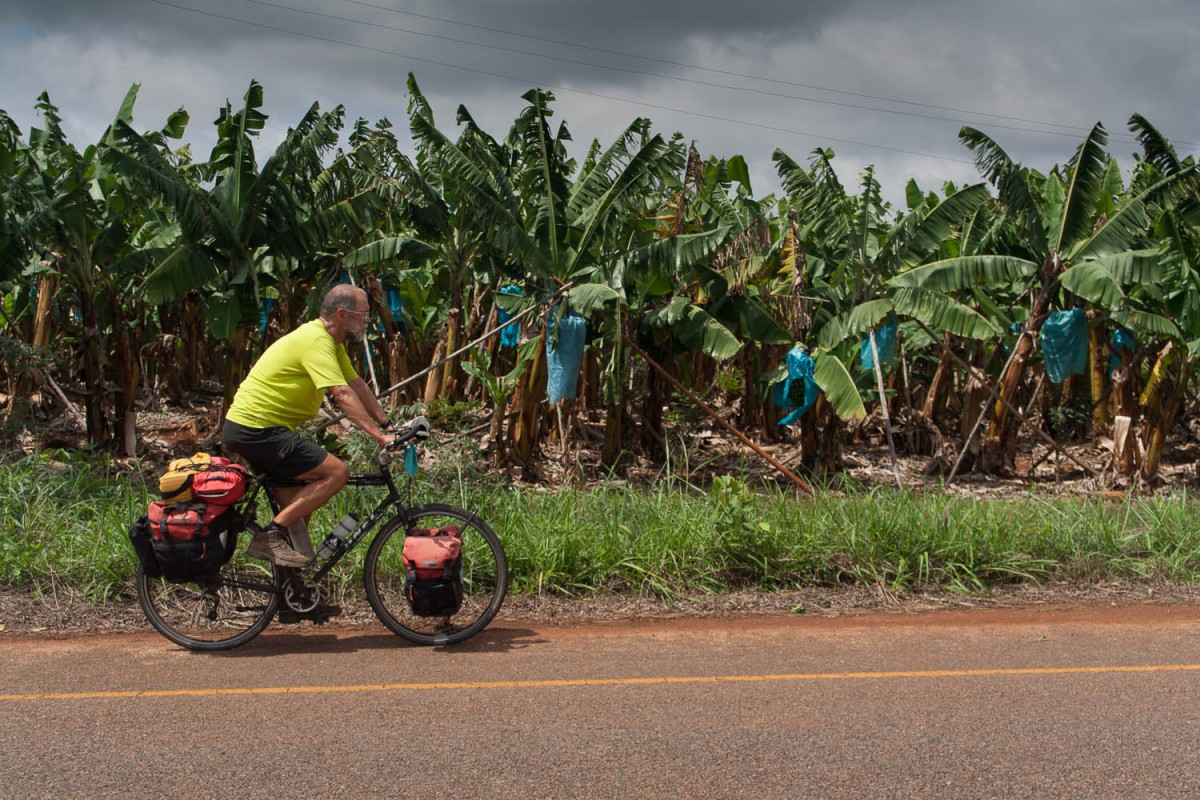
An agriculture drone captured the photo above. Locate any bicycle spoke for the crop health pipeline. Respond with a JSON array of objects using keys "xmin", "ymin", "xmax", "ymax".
[
  {"xmin": 137, "ymin": 560, "xmax": 281, "ymax": 650},
  {"xmin": 364, "ymin": 504, "xmax": 507, "ymax": 646}
]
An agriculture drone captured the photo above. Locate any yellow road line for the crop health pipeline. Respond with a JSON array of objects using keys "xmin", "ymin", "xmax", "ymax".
[{"xmin": 4, "ymin": 663, "xmax": 1200, "ymax": 702}]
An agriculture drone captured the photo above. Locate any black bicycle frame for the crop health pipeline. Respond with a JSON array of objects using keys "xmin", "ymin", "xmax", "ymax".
[{"xmin": 252, "ymin": 463, "xmax": 411, "ymax": 585}]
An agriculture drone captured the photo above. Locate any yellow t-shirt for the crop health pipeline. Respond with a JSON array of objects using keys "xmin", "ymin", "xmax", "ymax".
[{"xmin": 226, "ymin": 320, "xmax": 360, "ymax": 430}]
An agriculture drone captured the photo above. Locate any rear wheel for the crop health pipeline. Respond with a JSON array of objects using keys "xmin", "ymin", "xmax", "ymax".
[
  {"xmin": 136, "ymin": 556, "xmax": 282, "ymax": 651},
  {"xmin": 364, "ymin": 503, "xmax": 507, "ymax": 646}
]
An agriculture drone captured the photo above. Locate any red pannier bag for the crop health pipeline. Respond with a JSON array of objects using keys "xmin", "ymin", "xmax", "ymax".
[
  {"xmin": 401, "ymin": 526, "xmax": 463, "ymax": 617},
  {"xmin": 190, "ymin": 457, "xmax": 250, "ymax": 505},
  {"xmin": 146, "ymin": 501, "xmax": 234, "ymax": 581}
]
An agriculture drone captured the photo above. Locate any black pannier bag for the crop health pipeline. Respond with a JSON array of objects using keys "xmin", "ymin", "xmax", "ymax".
[
  {"xmin": 128, "ymin": 516, "xmax": 162, "ymax": 579},
  {"xmin": 146, "ymin": 501, "xmax": 235, "ymax": 582},
  {"xmin": 402, "ymin": 527, "xmax": 464, "ymax": 617}
]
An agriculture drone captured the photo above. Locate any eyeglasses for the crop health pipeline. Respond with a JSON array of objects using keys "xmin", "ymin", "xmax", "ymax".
[{"xmin": 341, "ymin": 308, "xmax": 370, "ymax": 318}]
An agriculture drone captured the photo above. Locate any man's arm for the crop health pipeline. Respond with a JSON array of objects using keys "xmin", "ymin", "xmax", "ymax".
[
  {"xmin": 329, "ymin": 382, "xmax": 390, "ymax": 448},
  {"xmin": 349, "ymin": 378, "xmax": 388, "ymax": 426}
]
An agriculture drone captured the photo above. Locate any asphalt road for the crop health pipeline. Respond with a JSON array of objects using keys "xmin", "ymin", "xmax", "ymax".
[{"xmin": 3, "ymin": 604, "xmax": 1200, "ymax": 799}]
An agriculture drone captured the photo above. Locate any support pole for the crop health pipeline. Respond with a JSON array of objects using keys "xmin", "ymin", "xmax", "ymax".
[
  {"xmin": 321, "ymin": 281, "xmax": 576, "ymax": 428},
  {"xmin": 868, "ymin": 331, "xmax": 903, "ymax": 491},
  {"xmin": 347, "ymin": 272, "xmax": 380, "ymax": 395},
  {"xmin": 916, "ymin": 321, "xmax": 1100, "ymax": 482},
  {"xmin": 946, "ymin": 332, "xmax": 1023, "ymax": 484},
  {"xmin": 624, "ymin": 336, "xmax": 814, "ymax": 496}
]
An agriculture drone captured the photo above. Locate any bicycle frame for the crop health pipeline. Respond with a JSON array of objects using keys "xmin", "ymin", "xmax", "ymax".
[{"xmin": 247, "ymin": 458, "xmax": 410, "ymax": 585}]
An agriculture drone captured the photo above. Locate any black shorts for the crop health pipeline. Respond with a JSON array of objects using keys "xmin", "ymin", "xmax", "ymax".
[{"xmin": 221, "ymin": 420, "xmax": 329, "ymax": 481}]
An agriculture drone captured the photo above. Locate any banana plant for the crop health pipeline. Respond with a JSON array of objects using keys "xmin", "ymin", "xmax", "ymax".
[
  {"xmin": 971, "ymin": 123, "xmax": 1200, "ymax": 472},
  {"xmin": 1054, "ymin": 114, "xmax": 1200, "ymax": 480},
  {"xmin": 343, "ymin": 76, "xmax": 505, "ymax": 404},
  {"xmin": 775, "ymin": 149, "xmax": 992, "ymax": 429},
  {"xmin": 406, "ymin": 84, "xmax": 694, "ymax": 465},
  {"xmin": 1, "ymin": 105, "xmax": 59, "ymax": 418},
  {"xmin": 461, "ymin": 339, "xmax": 538, "ymax": 464},
  {"xmin": 879, "ymin": 125, "xmax": 1154, "ymax": 472},
  {"xmin": 111, "ymin": 80, "xmax": 377, "ymax": 411},
  {"xmin": 10, "ymin": 86, "xmax": 165, "ymax": 448}
]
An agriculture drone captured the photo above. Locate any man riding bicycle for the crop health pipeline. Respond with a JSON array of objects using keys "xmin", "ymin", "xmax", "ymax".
[{"xmin": 222, "ymin": 284, "xmax": 395, "ymax": 568}]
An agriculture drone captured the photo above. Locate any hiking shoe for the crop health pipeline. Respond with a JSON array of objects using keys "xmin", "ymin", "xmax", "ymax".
[{"xmin": 246, "ymin": 523, "xmax": 312, "ymax": 567}]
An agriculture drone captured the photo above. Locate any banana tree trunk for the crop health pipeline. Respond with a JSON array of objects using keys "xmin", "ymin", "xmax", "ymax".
[
  {"xmin": 922, "ymin": 335, "xmax": 961, "ymax": 427},
  {"xmin": 509, "ymin": 332, "xmax": 547, "ymax": 470},
  {"xmin": 691, "ymin": 350, "xmax": 715, "ymax": 398},
  {"xmin": 221, "ymin": 328, "xmax": 250, "ymax": 423},
  {"xmin": 739, "ymin": 343, "xmax": 763, "ymax": 434},
  {"xmin": 79, "ymin": 293, "xmax": 111, "ymax": 447},
  {"xmin": 601, "ymin": 329, "xmax": 631, "ymax": 469},
  {"xmin": 110, "ymin": 294, "xmax": 142, "ymax": 456},
  {"xmin": 489, "ymin": 394, "xmax": 510, "ymax": 465},
  {"xmin": 796, "ymin": 398, "xmax": 819, "ymax": 470},
  {"xmin": 601, "ymin": 400, "xmax": 623, "ymax": 467},
  {"xmin": 761, "ymin": 344, "xmax": 789, "ymax": 443},
  {"xmin": 1138, "ymin": 343, "xmax": 1193, "ymax": 483},
  {"xmin": 980, "ymin": 332, "xmax": 1036, "ymax": 473},
  {"xmin": 868, "ymin": 331, "xmax": 903, "ymax": 489},
  {"xmin": 1089, "ymin": 323, "xmax": 1109, "ymax": 435},
  {"xmin": 982, "ymin": 253, "xmax": 1062, "ymax": 473},
  {"xmin": 422, "ymin": 339, "xmax": 446, "ymax": 404},
  {"xmin": 585, "ymin": 349, "xmax": 603, "ymax": 410},
  {"xmin": 441, "ymin": 304, "xmax": 462, "ymax": 402},
  {"xmin": 386, "ymin": 334, "xmax": 411, "ymax": 406},
  {"xmin": 182, "ymin": 292, "xmax": 206, "ymax": 393},
  {"xmin": 12, "ymin": 272, "xmax": 59, "ymax": 412},
  {"xmin": 32, "ymin": 274, "xmax": 57, "ymax": 352},
  {"xmin": 959, "ymin": 342, "xmax": 989, "ymax": 442},
  {"xmin": 640, "ymin": 343, "xmax": 669, "ymax": 453},
  {"xmin": 1111, "ymin": 343, "xmax": 1139, "ymax": 475},
  {"xmin": 796, "ymin": 394, "xmax": 840, "ymax": 474}
]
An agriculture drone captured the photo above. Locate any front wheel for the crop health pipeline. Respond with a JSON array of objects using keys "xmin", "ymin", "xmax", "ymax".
[
  {"xmin": 364, "ymin": 503, "xmax": 508, "ymax": 646},
  {"xmin": 136, "ymin": 557, "xmax": 282, "ymax": 651}
]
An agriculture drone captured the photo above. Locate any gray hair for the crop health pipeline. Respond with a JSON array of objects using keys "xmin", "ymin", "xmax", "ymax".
[{"xmin": 320, "ymin": 284, "xmax": 366, "ymax": 319}]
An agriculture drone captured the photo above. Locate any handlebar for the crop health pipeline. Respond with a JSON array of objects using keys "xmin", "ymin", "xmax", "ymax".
[{"xmin": 383, "ymin": 415, "xmax": 431, "ymax": 451}]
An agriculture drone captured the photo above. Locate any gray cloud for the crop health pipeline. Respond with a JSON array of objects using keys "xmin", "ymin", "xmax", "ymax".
[{"xmin": 4, "ymin": 0, "xmax": 1198, "ymax": 205}]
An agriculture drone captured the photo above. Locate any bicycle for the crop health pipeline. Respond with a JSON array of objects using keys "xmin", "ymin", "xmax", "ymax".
[{"xmin": 135, "ymin": 422, "xmax": 508, "ymax": 651}]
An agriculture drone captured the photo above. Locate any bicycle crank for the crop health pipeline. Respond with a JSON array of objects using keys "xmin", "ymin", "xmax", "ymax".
[{"xmin": 283, "ymin": 578, "xmax": 322, "ymax": 613}]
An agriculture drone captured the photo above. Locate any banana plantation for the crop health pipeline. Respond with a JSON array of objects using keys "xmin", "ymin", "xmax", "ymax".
[{"xmin": 2, "ymin": 76, "xmax": 1199, "ymax": 487}]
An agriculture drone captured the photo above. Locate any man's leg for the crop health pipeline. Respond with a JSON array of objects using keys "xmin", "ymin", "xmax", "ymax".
[
  {"xmin": 267, "ymin": 455, "xmax": 349, "ymax": 619},
  {"xmin": 270, "ymin": 454, "xmax": 350, "ymax": 528},
  {"xmin": 245, "ymin": 456, "xmax": 347, "ymax": 568},
  {"xmin": 270, "ymin": 455, "xmax": 350, "ymax": 560}
]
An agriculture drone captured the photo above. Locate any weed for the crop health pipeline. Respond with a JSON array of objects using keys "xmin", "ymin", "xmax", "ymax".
[{"xmin": 5, "ymin": 454, "xmax": 1200, "ymax": 603}]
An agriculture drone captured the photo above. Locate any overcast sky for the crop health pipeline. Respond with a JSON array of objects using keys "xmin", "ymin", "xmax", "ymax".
[{"xmin": 4, "ymin": 0, "xmax": 1198, "ymax": 206}]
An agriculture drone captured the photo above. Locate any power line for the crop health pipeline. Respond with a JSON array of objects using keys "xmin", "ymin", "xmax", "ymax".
[
  {"xmin": 148, "ymin": 0, "xmax": 979, "ymax": 166},
  {"xmin": 335, "ymin": 0, "xmax": 1200, "ymax": 151},
  {"xmin": 237, "ymin": 0, "xmax": 1153, "ymax": 148}
]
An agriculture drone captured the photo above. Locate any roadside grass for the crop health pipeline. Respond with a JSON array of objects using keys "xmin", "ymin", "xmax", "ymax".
[{"xmin": 3, "ymin": 452, "xmax": 1200, "ymax": 604}]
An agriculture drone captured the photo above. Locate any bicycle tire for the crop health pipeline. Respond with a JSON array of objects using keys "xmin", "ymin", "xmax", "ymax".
[
  {"xmin": 363, "ymin": 503, "xmax": 508, "ymax": 646},
  {"xmin": 136, "ymin": 557, "xmax": 282, "ymax": 651}
]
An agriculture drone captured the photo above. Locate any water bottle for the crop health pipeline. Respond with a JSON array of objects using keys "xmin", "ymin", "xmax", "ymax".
[{"xmin": 317, "ymin": 512, "xmax": 359, "ymax": 559}]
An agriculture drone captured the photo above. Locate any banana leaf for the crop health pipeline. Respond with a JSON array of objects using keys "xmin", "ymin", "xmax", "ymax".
[{"xmin": 813, "ymin": 351, "xmax": 866, "ymax": 421}]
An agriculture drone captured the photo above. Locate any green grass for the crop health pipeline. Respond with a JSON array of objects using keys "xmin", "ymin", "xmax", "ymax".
[{"xmin": 3, "ymin": 452, "xmax": 1200, "ymax": 603}]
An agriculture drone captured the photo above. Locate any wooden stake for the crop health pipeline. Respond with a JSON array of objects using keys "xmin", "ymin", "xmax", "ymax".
[
  {"xmin": 868, "ymin": 330, "xmax": 903, "ymax": 491},
  {"xmin": 916, "ymin": 321, "xmax": 1100, "ymax": 482},
  {"xmin": 624, "ymin": 336, "xmax": 814, "ymax": 496},
  {"xmin": 321, "ymin": 281, "xmax": 576, "ymax": 428}
]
